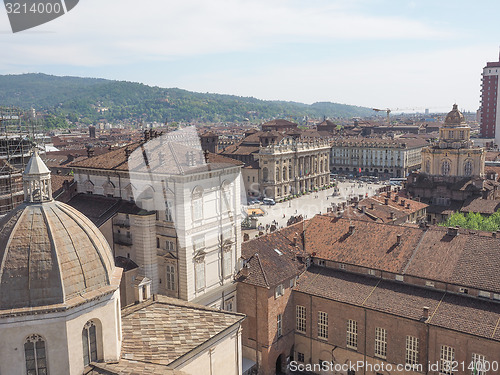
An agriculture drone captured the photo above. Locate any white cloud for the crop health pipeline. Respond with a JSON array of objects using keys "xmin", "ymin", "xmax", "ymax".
[{"xmin": 0, "ymin": 0, "xmax": 452, "ymax": 68}]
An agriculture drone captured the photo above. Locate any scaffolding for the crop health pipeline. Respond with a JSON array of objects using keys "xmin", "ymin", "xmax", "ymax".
[{"xmin": 0, "ymin": 107, "xmax": 38, "ymax": 215}]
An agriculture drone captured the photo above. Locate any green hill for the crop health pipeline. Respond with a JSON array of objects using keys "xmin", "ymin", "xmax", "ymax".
[{"xmin": 0, "ymin": 73, "xmax": 374, "ymax": 127}]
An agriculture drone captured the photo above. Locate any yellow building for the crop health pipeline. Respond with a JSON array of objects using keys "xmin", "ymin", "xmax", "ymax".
[{"xmin": 421, "ymin": 104, "xmax": 485, "ymax": 178}]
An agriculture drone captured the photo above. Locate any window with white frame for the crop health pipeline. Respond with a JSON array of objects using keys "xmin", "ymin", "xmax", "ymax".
[
  {"xmin": 275, "ymin": 284, "xmax": 284, "ymax": 298},
  {"xmin": 440, "ymin": 345, "xmax": 455, "ymax": 375},
  {"xmin": 471, "ymin": 353, "xmax": 486, "ymax": 375},
  {"xmin": 318, "ymin": 311, "xmax": 328, "ymax": 339},
  {"xmin": 277, "ymin": 314, "xmax": 283, "ymax": 337},
  {"xmin": 195, "ymin": 260, "xmax": 205, "ymax": 291},
  {"xmin": 25, "ymin": 334, "xmax": 48, "ymax": 375},
  {"xmin": 347, "ymin": 320, "xmax": 358, "ymax": 349},
  {"xmin": 406, "ymin": 336, "xmax": 419, "ymax": 365},
  {"xmin": 165, "ymin": 200, "xmax": 173, "ymax": 221},
  {"xmin": 296, "ymin": 305, "xmax": 306, "ymax": 333},
  {"xmin": 166, "ymin": 264, "xmax": 175, "ymax": 291},
  {"xmin": 166, "ymin": 240, "xmax": 175, "ymax": 252},
  {"xmin": 192, "ymin": 187, "xmax": 203, "ymax": 221},
  {"xmin": 223, "ymin": 250, "xmax": 232, "ymax": 278},
  {"xmin": 374, "ymin": 327, "xmax": 387, "ymax": 358},
  {"xmin": 224, "ymin": 298, "xmax": 234, "ymax": 312}
]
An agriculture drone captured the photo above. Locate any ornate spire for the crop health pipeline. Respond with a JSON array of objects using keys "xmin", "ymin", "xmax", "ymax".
[{"xmin": 23, "ymin": 149, "xmax": 52, "ymax": 203}]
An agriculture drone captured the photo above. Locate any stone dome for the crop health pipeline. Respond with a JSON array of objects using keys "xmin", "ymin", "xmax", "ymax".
[
  {"xmin": 0, "ymin": 152, "xmax": 116, "ymax": 311},
  {"xmin": 444, "ymin": 104, "xmax": 466, "ymax": 126}
]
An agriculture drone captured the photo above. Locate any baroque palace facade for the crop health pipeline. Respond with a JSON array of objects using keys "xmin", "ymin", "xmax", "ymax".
[{"xmin": 220, "ymin": 120, "xmax": 331, "ymax": 200}]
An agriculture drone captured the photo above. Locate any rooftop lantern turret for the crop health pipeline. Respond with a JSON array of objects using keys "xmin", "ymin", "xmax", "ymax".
[{"xmin": 23, "ymin": 149, "xmax": 52, "ymax": 203}]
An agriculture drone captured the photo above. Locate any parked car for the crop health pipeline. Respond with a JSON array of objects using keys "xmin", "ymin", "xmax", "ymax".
[
  {"xmin": 247, "ymin": 198, "xmax": 260, "ymax": 205},
  {"xmin": 262, "ymin": 198, "xmax": 276, "ymax": 205}
]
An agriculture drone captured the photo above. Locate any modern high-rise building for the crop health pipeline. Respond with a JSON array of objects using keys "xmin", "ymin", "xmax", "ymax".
[{"xmin": 480, "ymin": 53, "xmax": 500, "ymax": 145}]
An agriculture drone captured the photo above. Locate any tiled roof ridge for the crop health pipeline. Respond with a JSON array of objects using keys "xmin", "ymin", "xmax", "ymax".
[
  {"xmin": 154, "ymin": 295, "xmax": 246, "ymax": 319},
  {"xmin": 402, "ymin": 228, "xmax": 428, "ymax": 274},
  {"xmin": 254, "ymin": 253, "xmax": 270, "ymax": 288}
]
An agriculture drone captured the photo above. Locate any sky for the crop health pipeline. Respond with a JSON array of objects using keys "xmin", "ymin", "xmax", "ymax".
[{"xmin": 1, "ymin": 0, "xmax": 499, "ymax": 113}]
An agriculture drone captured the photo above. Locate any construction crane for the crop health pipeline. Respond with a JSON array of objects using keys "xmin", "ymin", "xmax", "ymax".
[{"xmin": 372, "ymin": 108, "xmax": 391, "ymax": 124}]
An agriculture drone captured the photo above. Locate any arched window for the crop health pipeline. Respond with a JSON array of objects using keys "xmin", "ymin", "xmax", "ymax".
[
  {"xmin": 276, "ymin": 168, "xmax": 280, "ymax": 182},
  {"xmin": 464, "ymin": 160, "xmax": 473, "ymax": 176},
  {"xmin": 425, "ymin": 159, "xmax": 431, "ymax": 174},
  {"xmin": 25, "ymin": 334, "xmax": 48, "ymax": 375},
  {"xmin": 288, "ymin": 165, "xmax": 292, "ymax": 179},
  {"xmin": 283, "ymin": 166, "xmax": 287, "ymax": 181},
  {"xmin": 103, "ymin": 181, "xmax": 115, "ymax": 197},
  {"xmin": 262, "ymin": 167, "xmax": 269, "ymax": 182},
  {"xmin": 441, "ymin": 160, "xmax": 451, "ymax": 176},
  {"xmin": 82, "ymin": 321, "xmax": 97, "ymax": 367}
]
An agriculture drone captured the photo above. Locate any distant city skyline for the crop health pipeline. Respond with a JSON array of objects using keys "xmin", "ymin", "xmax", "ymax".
[{"xmin": 1, "ymin": 0, "xmax": 499, "ymax": 113}]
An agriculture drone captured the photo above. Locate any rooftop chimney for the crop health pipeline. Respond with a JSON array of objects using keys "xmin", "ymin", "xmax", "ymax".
[
  {"xmin": 493, "ymin": 232, "xmax": 497, "ymax": 239},
  {"xmin": 348, "ymin": 224, "xmax": 355, "ymax": 235},
  {"xmin": 370, "ymin": 202, "xmax": 375, "ymax": 210},
  {"xmin": 422, "ymin": 306, "xmax": 430, "ymax": 321},
  {"xmin": 385, "ymin": 198, "xmax": 389, "ymax": 205},
  {"xmin": 406, "ymin": 203, "xmax": 411, "ymax": 209},
  {"xmin": 361, "ymin": 206, "xmax": 366, "ymax": 214},
  {"xmin": 125, "ymin": 147, "xmax": 132, "ymax": 158},
  {"xmin": 447, "ymin": 227, "xmax": 459, "ymax": 237},
  {"xmin": 396, "ymin": 234, "xmax": 402, "ymax": 245},
  {"xmin": 401, "ymin": 199, "xmax": 406, "ymax": 207},
  {"xmin": 395, "ymin": 195, "xmax": 399, "ymax": 203},
  {"xmin": 240, "ymin": 262, "xmax": 250, "ymax": 278},
  {"xmin": 390, "ymin": 211, "xmax": 395, "ymax": 220},
  {"xmin": 86, "ymin": 146, "xmax": 94, "ymax": 158}
]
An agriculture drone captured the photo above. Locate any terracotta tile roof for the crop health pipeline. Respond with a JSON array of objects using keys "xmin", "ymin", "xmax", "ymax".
[
  {"xmin": 460, "ymin": 197, "xmax": 500, "ymax": 215},
  {"xmin": 119, "ymin": 296, "xmax": 244, "ymax": 367},
  {"xmin": 50, "ymin": 174, "xmax": 73, "ymax": 195},
  {"xmin": 239, "ymin": 222, "xmax": 306, "ymax": 288},
  {"xmin": 304, "ymin": 216, "xmax": 423, "ymax": 273},
  {"xmin": 404, "ymin": 226, "xmax": 500, "ymax": 293},
  {"xmin": 296, "ymin": 266, "xmax": 500, "ymax": 341},
  {"xmin": 304, "ymin": 216, "xmax": 500, "ymax": 293}
]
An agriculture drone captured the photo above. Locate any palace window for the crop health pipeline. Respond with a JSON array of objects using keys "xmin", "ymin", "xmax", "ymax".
[
  {"xmin": 166, "ymin": 264, "xmax": 175, "ymax": 291},
  {"xmin": 406, "ymin": 336, "xmax": 419, "ymax": 365},
  {"xmin": 296, "ymin": 305, "xmax": 306, "ymax": 333},
  {"xmin": 277, "ymin": 314, "xmax": 283, "ymax": 337},
  {"xmin": 441, "ymin": 160, "xmax": 451, "ymax": 176},
  {"xmin": 195, "ymin": 260, "xmax": 205, "ymax": 291},
  {"xmin": 347, "ymin": 319, "xmax": 358, "ymax": 349},
  {"xmin": 440, "ymin": 345, "xmax": 455, "ymax": 375},
  {"xmin": 25, "ymin": 334, "xmax": 48, "ymax": 375},
  {"xmin": 471, "ymin": 353, "xmax": 486, "ymax": 375},
  {"xmin": 464, "ymin": 160, "xmax": 473, "ymax": 176},
  {"xmin": 318, "ymin": 311, "xmax": 328, "ymax": 339},
  {"xmin": 374, "ymin": 327, "xmax": 387, "ymax": 358}
]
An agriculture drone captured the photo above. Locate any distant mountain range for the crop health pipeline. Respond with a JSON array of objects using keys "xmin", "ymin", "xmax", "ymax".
[{"xmin": 0, "ymin": 73, "xmax": 374, "ymax": 128}]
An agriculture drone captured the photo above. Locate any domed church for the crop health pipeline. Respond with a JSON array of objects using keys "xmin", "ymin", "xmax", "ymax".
[
  {"xmin": 0, "ymin": 150, "xmax": 122, "ymax": 375},
  {"xmin": 421, "ymin": 104, "xmax": 485, "ymax": 178}
]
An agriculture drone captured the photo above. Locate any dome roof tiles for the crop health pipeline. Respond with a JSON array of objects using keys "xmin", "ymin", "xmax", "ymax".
[{"xmin": 0, "ymin": 200, "xmax": 115, "ymax": 311}]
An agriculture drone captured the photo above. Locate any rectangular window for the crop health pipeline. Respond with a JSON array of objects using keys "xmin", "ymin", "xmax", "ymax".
[
  {"xmin": 318, "ymin": 311, "xmax": 328, "ymax": 340},
  {"xmin": 478, "ymin": 290, "xmax": 491, "ymax": 298},
  {"xmin": 440, "ymin": 345, "xmax": 455, "ymax": 375},
  {"xmin": 298, "ymin": 352, "xmax": 305, "ymax": 363},
  {"xmin": 166, "ymin": 264, "xmax": 175, "ymax": 291},
  {"xmin": 166, "ymin": 240, "xmax": 175, "ymax": 252},
  {"xmin": 165, "ymin": 201, "xmax": 173, "ymax": 221},
  {"xmin": 347, "ymin": 320, "xmax": 358, "ymax": 349},
  {"xmin": 277, "ymin": 314, "xmax": 283, "ymax": 337},
  {"xmin": 471, "ymin": 353, "xmax": 486, "ymax": 375},
  {"xmin": 192, "ymin": 197, "xmax": 203, "ymax": 221},
  {"xmin": 224, "ymin": 298, "xmax": 234, "ymax": 312},
  {"xmin": 395, "ymin": 275, "xmax": 404, "ymax": 281},
  {"xmin": 223, "ymin": 251, "xmax": 232, "ymax": 278},
  {"xmin": 374, "ymin": 327, "xmax": 387, "ymax": 358},
  {"xmin": 296, "ymin": 305, "xmax": 306, "ymax": 333},
  {"xmin": 406, "ymin": 336, "xmax": 419, "ymax": 365},
  {"xmin": 195, "ymin": 261, "xmax": 205, "ymax": 291},
  {"xmin": 275, "ymin": 284, "xmax": 284, "ymax": 298}
]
